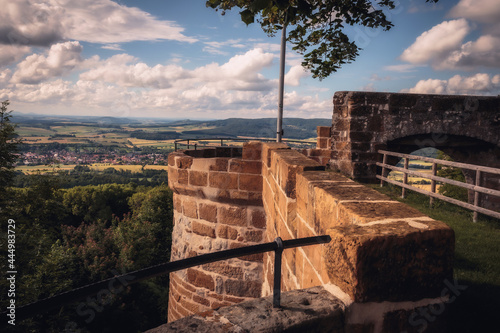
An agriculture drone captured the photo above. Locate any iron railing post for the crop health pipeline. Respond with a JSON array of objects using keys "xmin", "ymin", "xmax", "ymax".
[{"xmin": 273, "ymin": 237, "xmax": 284, "ymax": 308}]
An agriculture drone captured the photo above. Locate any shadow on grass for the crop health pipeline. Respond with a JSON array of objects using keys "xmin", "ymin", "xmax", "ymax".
[{"xmin": 447, "ymin": 281, "xmax": 500, "ymax": 333}]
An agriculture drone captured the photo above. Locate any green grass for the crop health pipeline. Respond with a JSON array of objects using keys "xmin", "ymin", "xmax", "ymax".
[{"xmin": 370, "ymin": 184, "xmax": 500, "ymax": 332}]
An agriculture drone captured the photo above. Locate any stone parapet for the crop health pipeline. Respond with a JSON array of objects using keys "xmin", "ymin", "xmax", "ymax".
[
  {"xmin": 261, "ymin": 144, "xmax": 454, "ymax": 332},
  {"xmin": 165, "ymin": 141, "xmax": 455, "ymax": 332},
  {"xmin": 148, "ymin": 286, "xmax": 344, "ymax": 333}
]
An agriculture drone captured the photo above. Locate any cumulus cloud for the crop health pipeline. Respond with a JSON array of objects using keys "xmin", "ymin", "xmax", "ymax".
[
  {"xmin": 12, "ymin": 41, "xmax": 83, "ymax": 84},
  {"xmin": 400, "ymin": 19, "xmax": 470, "ymax": 67},
  {"xmin": 0, "ymin": 0, "xmax": 196, "ymax": 47},
  {"xmin": 403, "ymin": 73, "xmax": 500, "ymax": 95},
  {"xmin": 449, "ymin": 0, "xmax": 500, "ymax": 24},
  {"xmin": 285, "ymin": 65, "xmax": 308, "ymax": 86},
  {"xmin": 440, "ymin": 35, "xmax": 500, "ymax": 69},
  {"xmin": 399, "ymin": 1, "xmax": 500, "ymax": 71},
  {"xmin": 0, "ymin": 44, "xmax": 31, "ymax": 67},
  {"xmin": 80, "ymin": 48, "xmax": 275, "ymax": 92},
  {"xmin": 2, "ymin": 47, "xmax": 330, "ymax": 118}
]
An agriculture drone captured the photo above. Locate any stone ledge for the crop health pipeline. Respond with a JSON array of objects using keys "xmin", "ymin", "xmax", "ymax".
[{"xmin": 148, "ymin": 286, "xmax": 344, "ymax": 333}]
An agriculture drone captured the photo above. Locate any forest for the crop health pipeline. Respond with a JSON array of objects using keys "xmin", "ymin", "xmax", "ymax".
[
  {"xmin": 2, "ymin": 101, "xmax": 174, "ymax": 332},
  {"xmin": 1, "ymin": 178, "xmax": 174, "ymax": 332}
]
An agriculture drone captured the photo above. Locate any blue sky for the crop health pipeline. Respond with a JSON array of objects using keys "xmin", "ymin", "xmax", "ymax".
[{"xmin": 0, "ymin": 0, "xmax": 499, "ymax": 119}]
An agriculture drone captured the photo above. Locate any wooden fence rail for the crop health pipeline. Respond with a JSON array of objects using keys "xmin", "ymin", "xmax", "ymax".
[{"xmin": 377, "ymin": 150, "xmax": 500, "ymax": 222}]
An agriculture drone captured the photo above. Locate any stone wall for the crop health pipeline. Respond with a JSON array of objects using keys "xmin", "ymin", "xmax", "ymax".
[
  {"xmin": 167, "ymin": 145, "xmax": 266, "ymax": 322},
  {"xmin": 167, "ymin": 142, "xmax": 455, "ymax": 332},
  {"xmin": 261, "ymin": 143, "xmax": 454, "ymax": 332},
  {"xmin": 330, "ymin": 91, "xmax": 500, "ymax": 190}
]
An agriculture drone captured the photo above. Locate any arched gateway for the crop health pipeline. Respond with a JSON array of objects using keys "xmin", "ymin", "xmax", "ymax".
[{"xmin": 330, "ymin": 91, "xmax": 500, "ymax": 211}]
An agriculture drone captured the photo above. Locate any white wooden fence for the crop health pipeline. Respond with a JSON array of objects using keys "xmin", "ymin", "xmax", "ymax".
[{"xmin": 377, "ymin": 150, "xmax": 500, "ymax": 222}]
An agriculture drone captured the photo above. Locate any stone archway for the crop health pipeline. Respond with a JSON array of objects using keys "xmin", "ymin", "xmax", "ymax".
[{"xmin": 329, "ymin": 91, "xmax": 500, "ymax": 211}]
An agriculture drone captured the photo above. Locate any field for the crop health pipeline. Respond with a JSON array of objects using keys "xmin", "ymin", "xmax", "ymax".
[
  {"xmin": 387, "ymin": 160, "xmax": 441, "ymax": 192},
  {"xmin": 14, "ymin": 116, "xmax": 328, "ymax": 150},
  {"xmin": 16, "ymin": 163, "xmax": 169, "ymax": 174}
]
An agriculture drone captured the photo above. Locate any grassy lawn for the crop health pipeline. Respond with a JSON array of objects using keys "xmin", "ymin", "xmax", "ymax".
[{"xmin": 370, "ymin": 184, "xmax": 500, "ymax": 332}]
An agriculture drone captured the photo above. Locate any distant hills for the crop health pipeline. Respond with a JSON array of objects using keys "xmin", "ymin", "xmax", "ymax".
[
  {"xmin": 13, "ymin": 114, "xmax": 331, "ymax": 140},
  {"xmin": 180, "ymin": 118, "xmax": 331, "ymax": 140}
]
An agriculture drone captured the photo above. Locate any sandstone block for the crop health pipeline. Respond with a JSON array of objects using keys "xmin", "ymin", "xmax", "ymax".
[
  {"xmin": 182, "ymin": 199, "xmax": 198, "ymax": 219},
  {"xmin": 202, "ymin": 262, "xmax": 244, "ymax": 280},
  {"xmin": 242, "ymin": 141, "xmax": 263, "ymax": 160},
  {"xmin": 187, "ymin": 268, "xmax": 215, "ymax": 291},
  {"xmin": 250, "ymin": 209, "xmax": 266, "ymax": 229},
  {"xmin": 317, "ymin": 137, "xmax": 330, "ymax": 149},
  {"xmin": 317, "ymin": 126, "xmax": 332, "ymax": 137},
  {"xmin": 225, "ymin": 279, "xmax": 261, "ymax": 298},
  {"xmin": 176, "ymin": 155, "xmax": 193, "ymax": 169},
  {"xmin": 219, "ymin": 206, "xmax": 247, "ymax": 226},
  {"xmin": 209, "ymin": 158, "xmax": 229, "ymax": 172},
  {"xmin": 199, "ymin": 203, "xmax": 217, "ymax": 222},
  {"xmin": 189, "ymin": 170, "xmax": 208, "ymax": 186},
  {"xmin": 324, "ymin": 221, "xmax": 454, "ymax": 302},
  {"xmin": 192, "ymin": 221, "xmax": 216, "ymax": 238},
  {"xmin": 209, "ymin": 172, "xmax": 238, "ymax": 190},
  {"xmin": 217, "ymin": 224, "xmax": 238, "ymax": 240},
  {"xmin": 229, "ymin": 160, "xmax": 262, "ymax": 174},
  {"xmin": 239, "ymin": 174, "xmax": 262, "ymax": 192},
  {"xmin": 262, "ymin": 142, "xmax": 290, "ymax": 167}
]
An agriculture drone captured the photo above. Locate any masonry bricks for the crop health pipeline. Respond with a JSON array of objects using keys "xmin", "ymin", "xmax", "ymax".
[
  {"xmin": 199, "ymin": 203, "xmax": 217, "ymax": 222},
  {"xmin": 239, "ymin": 174, "xmax": 263, "ymax": 192},
  {"xmin": 209, "ymin": 172, "xmax": 238, "ymax": 189},
  {"xmin": 168, "ymin": 141, "xmax": 455, "ymax": 332},
  {"xmin": 189, "ymin": 170, "xmax": 208, "ymax": 186},
  {"xmin": 192, "ymin": 221, "xmax": 216, "ymax": 238},
  {"xmin": 187, "ymin": 268, "xmax": 215, "ymax": 291},
  {"xmin": 219, "ymin": 206, "xmax": 247, "ymax": 226}
]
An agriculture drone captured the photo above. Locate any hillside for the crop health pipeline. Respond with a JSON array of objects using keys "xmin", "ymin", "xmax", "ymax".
[{"xmin": 170, "ymin": 118, "xmax": 331, "ymax": 140}]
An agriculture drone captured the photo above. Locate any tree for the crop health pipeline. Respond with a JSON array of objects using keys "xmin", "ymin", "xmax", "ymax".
[
  {"xmin": 207, "ymin": 0, "xmax": 438, "ymax": 80},
  {"xmin": 0, "ymin": 100, "xmax": 20, "ymax": 193},
  {"xmin": 206, "ymin": 0, "xmax": 438, "ymax": 140}
]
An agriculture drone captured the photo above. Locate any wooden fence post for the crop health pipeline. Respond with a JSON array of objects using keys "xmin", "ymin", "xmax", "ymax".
[
  {"xmin": 473, "ymin": 170, "xmax": 481, "ymax": 222},
  {"xmin": 430, "ymin": 162, "xmax": 437, "ymax": 207},
  {"xmin": 402, "ymin": 157, "xmax": 409, "ymax": 198}
]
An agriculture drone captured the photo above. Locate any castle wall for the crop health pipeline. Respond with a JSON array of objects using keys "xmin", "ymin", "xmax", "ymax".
[
  {"xmin": 261, "ymin": 143, "xmax": 455, "ymax": 332},
  {"xmin": 167, "ymin": 145, "xmax": 266, "ymax": 322},
  {"xmin": 167, "ymin": 141, "xmax": 455, "ymax": 332}
]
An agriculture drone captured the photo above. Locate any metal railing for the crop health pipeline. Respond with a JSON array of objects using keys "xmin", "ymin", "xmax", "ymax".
[
  {"xmin": 4, "ymin": 235, "xmax": 331, "ymax": 324},
  {"xmin": 377, "ymin": 150, "xmax": 500, "ymax": 222},
  {"xmin": 174, "ymin": 137, "xmax": 315, "ymax": 151}
]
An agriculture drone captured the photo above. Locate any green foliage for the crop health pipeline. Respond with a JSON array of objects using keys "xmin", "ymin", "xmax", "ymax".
[
  {"xmin": 0, "ymin": 100, "xmax": 21, "ymax": 194},
  {"xmin": 62, "ymin": 183, "xmax": 137, "ymax": 224},
  {"xmin": 436, "ymin": 150, "xmax": 469, "ymax": 202},
  {"xmin": 207, "ymin": 0, "xmax": 439, "ymax": 80},
  {"xmin": 1, "ymin": 182, "xmax": 174, "ymax": 332}
]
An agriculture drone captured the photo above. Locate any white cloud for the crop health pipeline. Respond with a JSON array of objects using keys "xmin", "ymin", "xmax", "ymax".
[
  {"xmin": 0, "ymin": 0, "xmax": 196, "ymax": 47},
  {"xmin": 12, "ymin": 41, "xmax": 83, "ymax": 84},
  {"xmin": 440, "ymin": 35, "xmax": 500, "ymax": 69},
  {"xmin": 0, "ymin": 44, "xmax": 32, "ymax": 67},
  {"xmin": 403, "ymin": 73, "xmax": 500, "ymax": 95},
  {"xmin": 384, "ymin": 64, "xmax": 420, "ymax": 73},
  {"xmin": 2, "ymin": 47, "xmax": 330, "ymax": 118},
  {"xmin": 285, "ymin": 65, "xmax": 308, "ymax": 86},
  {"xmin": 449, "ymin": 0, "xmax": 500, "ymax": 24},
  {"xmin": 203, "ymin": 39, "xmax": 246, "ymax": 55},
  {"xmin": 400, "ymin": 19, "xmax": 470, "ymax": 67}
]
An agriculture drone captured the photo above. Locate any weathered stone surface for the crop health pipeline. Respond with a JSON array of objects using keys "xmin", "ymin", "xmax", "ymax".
[
  {"xmin": 325, "ymin": 221, "xmax": 454, "ymax": 302},
  {"xmin": 148, "ymin": 287, "xmax": 344, "ymax": 333}
]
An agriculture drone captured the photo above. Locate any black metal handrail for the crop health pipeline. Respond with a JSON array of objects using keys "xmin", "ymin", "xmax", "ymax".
[
  {"xmin": 6, "ymin": 235, "xmax": 331, "ymax": 323},
  {"xmin": 174, "ymin": 137, "xmax": 315, "ymax": 151}
]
